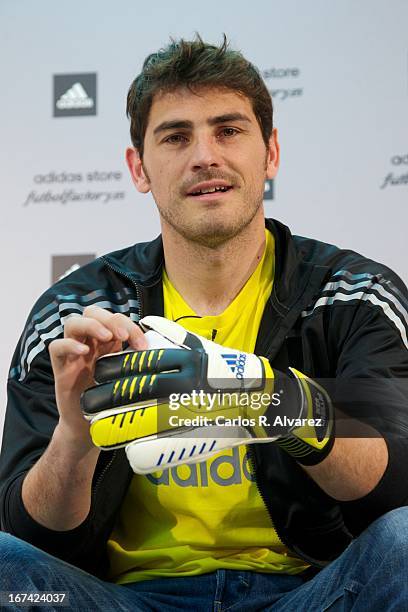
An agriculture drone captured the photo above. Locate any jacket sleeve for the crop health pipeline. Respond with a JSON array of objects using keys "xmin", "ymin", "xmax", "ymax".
[
  {"xmin": 0, "ymin": 297, "xmax": 98, "ymax": 562},
  {"xmin": 326, "ymin": 268, "xmax": 408, "ymax": 533},
  {"xmin": 0, "ymin": 257, "xmax": 143, "ymax": 576}
]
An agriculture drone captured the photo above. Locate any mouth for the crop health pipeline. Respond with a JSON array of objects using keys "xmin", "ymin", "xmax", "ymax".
[{"xmin": 186, "ymin": 182, "xmax": 234, "ymax": 202}]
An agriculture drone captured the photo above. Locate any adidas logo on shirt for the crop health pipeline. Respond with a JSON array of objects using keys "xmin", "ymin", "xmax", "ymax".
[
  {"xmin": 56, "ymin": 83, "xmax": 94, "ymax": 110},
  {"xmin": 146, "ymin": 446, "xmax": 254, "ymax": 487}
]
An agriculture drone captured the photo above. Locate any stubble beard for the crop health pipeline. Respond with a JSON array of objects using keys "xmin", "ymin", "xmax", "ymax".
[
  {"xmin": 156, "ymin": 182, "xmax": 265, "ymax": 249},
  {"xmin": 143, "ymin": 152, "xmax": 268, "ymax": 249}
]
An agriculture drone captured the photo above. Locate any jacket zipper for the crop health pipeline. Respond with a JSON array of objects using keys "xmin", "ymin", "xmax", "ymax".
[
  {"xmin": 92, "ymin": 258, "xmax": 145, "ymax": 496},
  {"xmin": 93, "ymin": 450, "xmax": 117, "ymax": 494},
  {"xmin": 246, "ymin": 335, "xmax": 324, "ymax": 567},
  {"xmin": 247, "ymin": 446, "xmax": 288, "ymax": 549},
  {"xmin": 247, "ymin": 445, "xmax": 326, "ymax": 568},
  {"xmin": 102, "ymin": 256, "xmax": 145, "ymax": 322}
]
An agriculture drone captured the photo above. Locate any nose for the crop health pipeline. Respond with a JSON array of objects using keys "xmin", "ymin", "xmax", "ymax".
[{"xmin": 189, "ymin": 135, "xmax": 222, "ymax": 171}]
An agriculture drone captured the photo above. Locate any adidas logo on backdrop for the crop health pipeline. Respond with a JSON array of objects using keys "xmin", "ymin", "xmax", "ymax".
[
  {"xmin": 53, "ymin": 73, "xmax": 97, "ymax": 117},
  {"xmin": 264, "ymin": 179, "xmax": 274, "ymax": 200},
  {"xmin": 56, "ymin": 83, "xmax": 94, "ymax": 110},
  {"xmin": 52, "ymin": 254, "xmax": 96, "ymax": 283}
]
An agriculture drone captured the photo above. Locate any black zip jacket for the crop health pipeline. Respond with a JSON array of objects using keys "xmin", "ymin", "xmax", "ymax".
[{"xmin": 1, "ymin": 219, "xmax": 408, "ymax": 578}]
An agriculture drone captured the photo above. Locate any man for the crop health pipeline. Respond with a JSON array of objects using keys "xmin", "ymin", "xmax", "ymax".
[{"xmin": 1, "ymin": 35, "xmax": 408, "ymax": 611}]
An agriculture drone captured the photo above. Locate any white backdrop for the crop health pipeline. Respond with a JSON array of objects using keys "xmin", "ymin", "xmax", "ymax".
[{"xmin": 1, "ymin": 0, "xmax": 407, "ymax": 438}]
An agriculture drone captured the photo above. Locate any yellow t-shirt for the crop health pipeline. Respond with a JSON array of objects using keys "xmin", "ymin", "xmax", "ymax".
[{"xmin": 107, "ymin": 229, "xmax": 309, "ymax": 583}]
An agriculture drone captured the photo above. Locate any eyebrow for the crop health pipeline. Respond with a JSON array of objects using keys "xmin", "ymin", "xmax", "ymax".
[{"xmin": 153, "ymin": 113, "xmax": 252, "ymax": 136}]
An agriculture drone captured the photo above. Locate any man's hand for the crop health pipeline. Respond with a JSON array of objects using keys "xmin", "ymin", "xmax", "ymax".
[
  {"xmin": 21, "ymin": 306, "xmax": 148, "ymax": 531},
  {"xmin": 48, "ymin": 305, "xmax": 148, "ymax": 450},
  {"xmin": 81, "ymin": 316, "xmax": 334, "ymax": 474}
]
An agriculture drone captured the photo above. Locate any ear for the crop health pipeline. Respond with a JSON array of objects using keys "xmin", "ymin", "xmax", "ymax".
[
  {"xmin": 126, "ymin": 147, "xmax": 151, "ymax": 193},
  {"xmin": 265, "ymin": 128, "xmax": 280, "ymax": 180}
]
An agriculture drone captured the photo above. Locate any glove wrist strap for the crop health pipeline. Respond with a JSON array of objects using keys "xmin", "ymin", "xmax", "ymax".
[{"xmin": 275, "ymin": 367, "xmax": 335, "ymax": 466}]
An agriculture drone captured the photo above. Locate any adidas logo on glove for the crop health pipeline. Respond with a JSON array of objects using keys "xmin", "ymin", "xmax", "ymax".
[{"xmin": 221, "ymin": 353, "xmax": 247, "ymax": 379}]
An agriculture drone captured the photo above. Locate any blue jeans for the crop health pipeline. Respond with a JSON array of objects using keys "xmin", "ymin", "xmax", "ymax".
[{"xmin": 2, "ymin": 508, "xmax": 408, "ymax": 611}]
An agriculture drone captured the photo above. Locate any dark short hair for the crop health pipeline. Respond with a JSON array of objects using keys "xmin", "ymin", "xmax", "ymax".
[{"xmin": 126, "ymin": 34, "xmax": 273, "ymax": 158}]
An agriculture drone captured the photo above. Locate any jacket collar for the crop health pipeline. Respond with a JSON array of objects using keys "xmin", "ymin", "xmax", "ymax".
[
  {"xmin": 256, "ymin": 219, "xmax": 329, "ymax": 359},
  {"xmin": 103, "ymin": 234, "xmax": 164, "ymax": 286},
  {"xmin": 103, "ymin": 218, "xmax": 330, "ymax": 333}
]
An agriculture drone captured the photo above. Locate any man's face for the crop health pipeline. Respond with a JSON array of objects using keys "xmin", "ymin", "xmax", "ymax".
[{"xmin": 127, "ymin": 87, "xmax": 279, "ymax": 248}]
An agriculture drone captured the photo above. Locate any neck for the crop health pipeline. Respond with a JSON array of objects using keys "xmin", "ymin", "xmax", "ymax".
[{"xmin": 162, "ymin": 214, "xmax": 266, "ymax": 316}]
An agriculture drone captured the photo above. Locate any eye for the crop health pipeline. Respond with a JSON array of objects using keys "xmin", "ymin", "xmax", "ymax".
[
  {"xmin": 219, "ymin": 127, "xmax": 239, "ymax": 138},
  {"xmin": 163, "ymin": 134, "xmax": 188, "ymax": 144}
]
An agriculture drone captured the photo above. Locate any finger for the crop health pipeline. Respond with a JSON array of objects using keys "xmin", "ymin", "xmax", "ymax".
[
  {"xmin": 49, "ymin": 338, "xmax": 90, "ymax": 366},
  {"xmin": 88, "ymin": 401, "xmax": 162, "ymax": 449},
  {"xmin": 64, "ymin": 315, "xmax": 113, "ymax": 343},
  {"xmin": 127, "ymin": 322, "xmax": 148, "ymax": 350},
  {"xmin": 126, "ymin": 435, "xmax": 224, "ymax": 474},
  {"xmin": 83, "ymin": 306, "xmax": 147, "ymax": 350},
  {"xmin": 81, "ymin": 366, "xmax": 198, "ymax": 415},
  {"xmin": 94, "ymin": 348, "xmax": 195, "ymax": 383}
]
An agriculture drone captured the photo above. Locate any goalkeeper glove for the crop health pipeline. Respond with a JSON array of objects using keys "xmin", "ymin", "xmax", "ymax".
[{"xmin": 81, "ymin": 316, "xmax": 334, "ymax": 473}]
